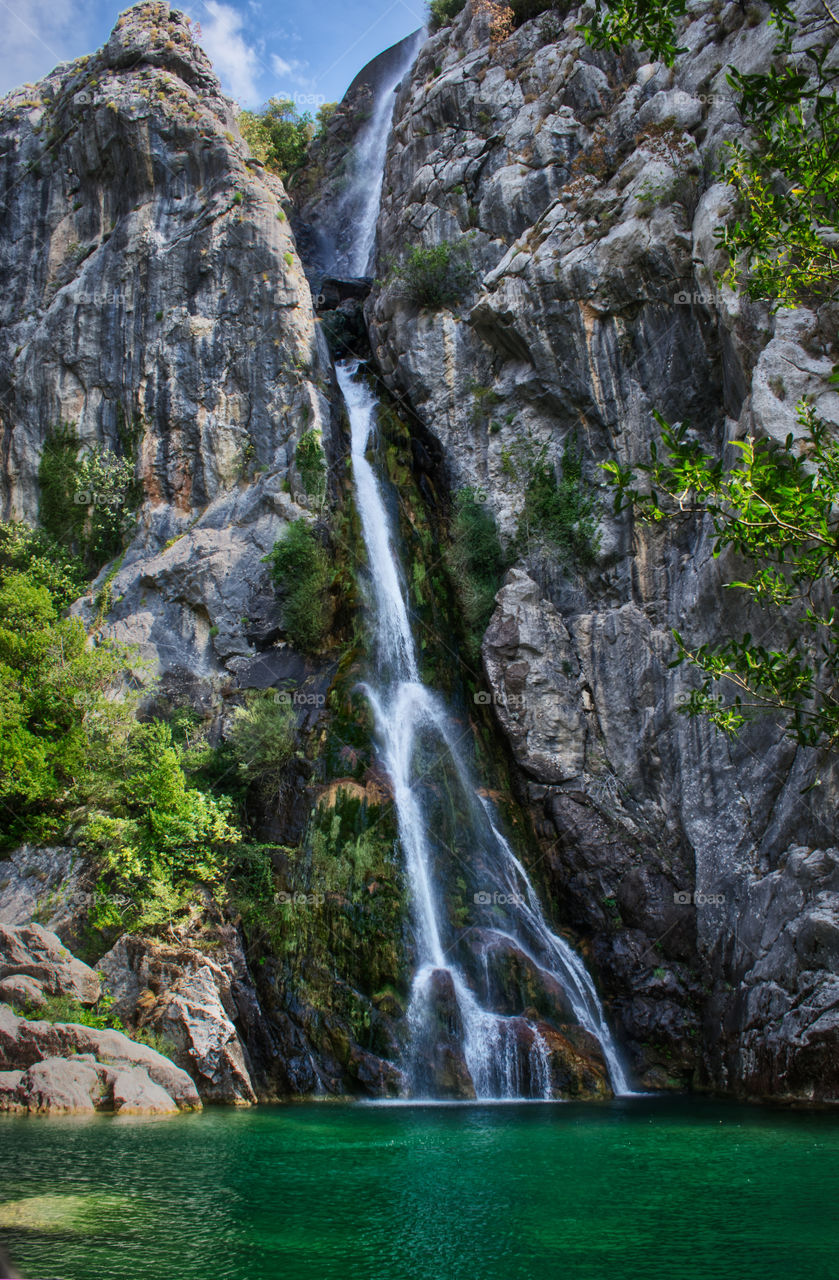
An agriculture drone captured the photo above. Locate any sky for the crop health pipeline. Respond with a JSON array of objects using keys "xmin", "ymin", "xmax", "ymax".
[{"xmin": 1, "ymin": 0, "xmax": 425, "ymax": 108}]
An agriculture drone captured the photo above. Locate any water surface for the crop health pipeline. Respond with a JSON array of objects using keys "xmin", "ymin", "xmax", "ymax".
[{"xmin": 2, "ymin": 1097, "xmax": 838, "ymax": 1279}]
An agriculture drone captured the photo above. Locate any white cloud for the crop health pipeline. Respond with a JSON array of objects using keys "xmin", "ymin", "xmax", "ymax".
[
  {"xmin": 0, "ymin": 0, "xmax": 91, "ymax": 97},
  {"xmin": 193, "ymin": 0, "xmax": 261, "ymax": 106}
]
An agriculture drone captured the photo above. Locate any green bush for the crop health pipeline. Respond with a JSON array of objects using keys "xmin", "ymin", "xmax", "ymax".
[
  {"xmin": 38, "ymin": 425, "xmax": 139, "ymax": 574},
  {"xmin": 519, "ymin": 440, "xmax": 600, "ymax": 565},
  {"xmin": 265, "ymin": 518, "xmax": 334, "ymax": 653},
  {"xmin": 237, "ymin": 99, "xmax": 337, "ymax": 181},
  {"xmin": 428, "ymin": 0, "xmax": 467, "ymax": 30},
  {"xmin": 0, "ymin": 521, "xmax": 241, "ymax": 928},
  {"xmin": 394, "ymin": 241, "xmax": 474, "ymax": 310},
  {"xmin": 448, "ymin": 487, "xmax": 506, "ymax": 660},
  {"xmin": 295, "ymin": 429, "xmax": 327, "ymax": 503},
  {"xmin": 228, "ymin": 690, "xmax": 298, "ymax": 794}
]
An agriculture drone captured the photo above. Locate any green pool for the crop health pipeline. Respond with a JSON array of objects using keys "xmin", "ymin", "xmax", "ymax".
[{"xmin": 2, "ymin": 1097, "xmax": 837, "ymax": 1279}]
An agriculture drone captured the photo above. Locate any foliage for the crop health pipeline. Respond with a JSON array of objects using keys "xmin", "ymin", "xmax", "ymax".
[
  {"xmin": 581, "ymin": 0, "xmax": 839, "ymax": 308},
  {"xmin": 38, "ymin": 426, "xmax": 139, "ymax": 574},
  {"xmin": 295, "ymin": 428, "xmax": 327, "ymax": 504},
  {"xmin": 475, "ymin": 0, "xmax": 515, "ymax": 42},
  {"xmin": 14, "ymin": 990, "xmax": 124, "ymax": 1030},
  {"xmin": 393, "ymin": 241, "xmax": 474, "ymax": 310},
  {"xmin": 265, "ymin": 518, "xmax": 334, "ymax": 653},
  {"xmin": 237, "ymin": 99, "xmax": 336, "ymax": 181},
  {"xmin": 228, "ymin": 691, "xmax": 298, "ymax": 794},
  {"xmin": 718, "ymin": 13, "xmax": 839, "ymax": 307},
  {"xmin": 0, "ymin": 521, "xmax": 86, "ymax": 608},
  {"xmin": 428, "ymin": 0, "xmax": 467, "ymax": 30},
  {"xmin": 0, "ymin": 522, "xmax": 241, "ymax": 928},
  {"xmin": 603, "ymin": 401, "xmax": 839, "ymax": 749},
  {"xmin": 80, "ymin": 718, "xmax": 241, "ymax": 929},
  {"xmin": 580, "ymin": 0, "xmax": 688, "ymax": 65},
  {"xmin": 447, "ymin": 487, "xmax": 506, "ymax": 660},
  {"xmin": 0, "ymin": 535, "xmax": 137, "ymax": 845},
  {"xmin": 519, "ymin": 439, "xmax": 601, "ymax": 565}
]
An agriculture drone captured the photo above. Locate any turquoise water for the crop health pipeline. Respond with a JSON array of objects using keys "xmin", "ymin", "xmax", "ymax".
[{"xmin": 1, "ymin": 1097, "xmax": 838, "ymax": 1280}]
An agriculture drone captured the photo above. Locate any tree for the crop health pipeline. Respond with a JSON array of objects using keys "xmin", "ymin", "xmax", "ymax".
[
  {"xmin": 603, "ymin": 402, "xmax": 839, "ymax": 749},
  {"xmin": 237, "ymin": 99, "xmax": 337, "ymax": 181}
]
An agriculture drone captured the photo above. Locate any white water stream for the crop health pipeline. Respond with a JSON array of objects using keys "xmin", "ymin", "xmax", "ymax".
[
  {"xmin": 338, "ymin": 366, "xmax": 631, "ymax": 1098},
  {"xmin": 324, "ymin": 37, "xmax": 631, "ymax": 1097}
]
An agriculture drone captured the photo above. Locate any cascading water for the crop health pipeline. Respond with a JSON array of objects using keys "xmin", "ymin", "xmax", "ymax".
[
  {"xmin": 338, "ymin": 366, "xmax": 631, "ymax": 1098},
  {"xmin": 323, "ymin": 40, "xmax": 632, "ymax": 1099},
  {"xmin": 329, "ymin": 30, "xmax": 424, "ymax": 278}
]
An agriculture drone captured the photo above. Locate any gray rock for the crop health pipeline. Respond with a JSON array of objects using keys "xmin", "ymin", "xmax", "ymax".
[
  {"xmin": 0, "ymin": 922, "xmax": 100, "ymax": 1005},
  {"xmin": 0, "ymin": 846, "xmax": 92, "ymax": 949},
  {"xmin": 0, "ymin": 975, "xmax": 46, "ymax": 1009},
  {"xmin": 16, "ymin": 1056, "xmax": 104, "ymax": 1114},
  {"xmin": 110, "ymin": 1066, "xmax": 179, "ymax": 1114},
  {"xmin": 96, "ymin": 933, "xmax": 257, "ymax": 1104}
]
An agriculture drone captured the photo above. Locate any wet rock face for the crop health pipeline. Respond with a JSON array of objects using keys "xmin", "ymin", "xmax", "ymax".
[
  {"xmin": 358, "ymin": 0, "xmax": 839, "ymax": 1098},
  {"xmin": 0, "ymin": 0, "xmax": 336, "ymax": 694}
]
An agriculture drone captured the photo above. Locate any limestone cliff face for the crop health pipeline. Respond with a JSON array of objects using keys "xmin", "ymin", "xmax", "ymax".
[
  {"xmin": 356, "ymin": 0, "xmax": 839, "ymax": 1097},
  {"xmin": 0, "ymin": 0, "xmax": 336, "ymax": 693}
]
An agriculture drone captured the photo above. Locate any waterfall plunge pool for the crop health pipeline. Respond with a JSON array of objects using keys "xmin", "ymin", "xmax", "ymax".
[{"xmin": 2, "ymin": 1096, "xmax": 837, "ymax": 1279}]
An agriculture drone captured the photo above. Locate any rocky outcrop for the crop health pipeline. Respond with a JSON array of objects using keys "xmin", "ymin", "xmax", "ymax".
[
  {"xmin": 0, "ymin": 1003, "xmax": 200, "ymax": 1110},
  {"xmin": 0, "ymin": 0, "xmax": 337, "ymax": 700},
  {"xmin": 97, "ymin": 933, "xmax": 258, "ymax": 1104},
  {"xmin": 350, "ymin": 0, "xmax": 839, "ymax": 1097},
  {"xmin": 0, "ymin": 846, "xmax": 94, "ymax": 952},
  {"xmin": 0, "ymin": 1054, "xmax": 179, "ymax": 1114},
  {"xmin": 0, "ymin": 922, "xmax": 100, "ymax": 1007}
]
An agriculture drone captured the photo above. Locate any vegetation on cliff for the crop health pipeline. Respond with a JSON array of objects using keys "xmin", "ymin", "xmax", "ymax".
[{"xmin": 237, "ymin": 98, "xmax": 337, "ymax": 181}]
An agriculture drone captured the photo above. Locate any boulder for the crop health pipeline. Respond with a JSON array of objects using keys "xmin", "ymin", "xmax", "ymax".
[
  {"xmin": 17, "ymin": 1056, "xmax": 104, "ymax": 1114},
  {"xmin": 97, "ymin": 935, "xmax": 258, "ymax": 1104},
  {"xmin": 110, "ymin": 1066, "xmax": 179, "ymax": 1115},
  {"xmin": 0, "ymin": 922, "xmax": 100, "ymax": 1005},
  {"xmin": 0, "ymin": 974, "xmax": 46, "ymax": 1008},
  {"xmin": 0, "ymin": 1004, "xmax": 201, "ymax": 1110}
]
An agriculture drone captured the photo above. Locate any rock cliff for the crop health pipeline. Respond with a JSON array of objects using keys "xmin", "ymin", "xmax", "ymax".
[
  {"xmin": 1, "ymin": 0, "xmax": 837, "ymax": 1104},
  {"xmin": 355, "ymin": 0, "xmax": 839, "ymax": 1096}
]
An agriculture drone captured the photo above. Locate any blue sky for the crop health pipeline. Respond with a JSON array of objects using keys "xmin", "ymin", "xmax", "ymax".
[{"xmin": 2, "ymin": 0, "xmax": 425, "ymax": 107}]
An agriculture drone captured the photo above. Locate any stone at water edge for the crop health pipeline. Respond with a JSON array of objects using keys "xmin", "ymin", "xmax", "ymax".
[
  {"xmin": 96, "ymin": 935, "xmax": 258, "ymax": 1105},
  {"xmin": 0, "ymin": 1003, "xmax": 201, "ymax": 1110}
]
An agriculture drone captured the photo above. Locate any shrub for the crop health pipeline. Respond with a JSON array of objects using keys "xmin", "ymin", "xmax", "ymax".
[
  {"xmin": 447, "ymin": 487, "xmax": 506, "ymax": 660},
  {"xmin": 38, "ymin": 426, "xmax": 139, "ymax": 574},
  {"xmin": 295, "ymin": 429, "xmax": 327, "ymax": 503},
  {"xmin": 236, "ymin": 98, "xmax": 339, "ymax": 181},
  {"xmin": 519, "ymin": 440, "xmax": 600, "ymax": 565},
  {"xmin": 394, "ymin": 241, "xmax": 473, "ymax": 310},
  {"xmin": 428, "ymin": 0, "xmax": 467, "ymax": 30},
  {"xmin": 228, "ymin": 691, "xmax": 298, "ymax": 794},
  {"xmin": 265, "ymin": 518, "xmax": 334, "ymax": 653}
]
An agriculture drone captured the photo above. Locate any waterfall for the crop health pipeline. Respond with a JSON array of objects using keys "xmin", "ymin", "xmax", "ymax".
[
  {"xmin": 338, "ymin": 366, "xmax": 632, "ymax": 1098},
  {"xmin": 320, "ymin": 39, "xmax": 632, "ymax": 1099},
  {"xmin": 331, "ymin": 30, "xmax": 424, "ymax": 278}
]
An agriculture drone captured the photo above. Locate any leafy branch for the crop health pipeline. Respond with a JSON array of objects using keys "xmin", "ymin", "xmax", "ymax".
[{"xmin": 603, "ymin": 401, "xmax": 839, "ymax": 748}]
